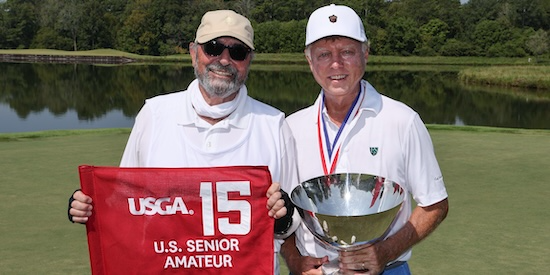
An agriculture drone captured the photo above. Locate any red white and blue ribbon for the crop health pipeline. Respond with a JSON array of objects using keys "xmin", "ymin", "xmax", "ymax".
[{"xmin": 317, "ymin": 86, "xmax": 365, "ymax": 175}]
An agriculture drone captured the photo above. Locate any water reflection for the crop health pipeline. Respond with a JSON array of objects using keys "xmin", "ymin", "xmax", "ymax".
[{"xmin": 0, "ymin": 62, "xmax": 548, "ymax": 133}]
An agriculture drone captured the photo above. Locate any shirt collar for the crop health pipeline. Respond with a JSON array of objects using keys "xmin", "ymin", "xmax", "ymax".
[
  {"xmin": 313, "ymin": 80, "xmax": 382, "ymax": 123},
  {"xmin": 361, "ymin": 80, "xmax": 382, "ymax": 114}
]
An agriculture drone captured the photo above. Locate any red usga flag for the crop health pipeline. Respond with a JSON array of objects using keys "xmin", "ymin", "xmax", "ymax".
[{"xmin": 78, "ymin": 165, "xmax": 274, "ymax": 275}]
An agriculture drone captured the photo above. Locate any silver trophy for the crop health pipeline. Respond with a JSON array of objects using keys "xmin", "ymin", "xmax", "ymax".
[{"xmin": 290, "ymin": 173, "xmax": 406, "ymax": 274}]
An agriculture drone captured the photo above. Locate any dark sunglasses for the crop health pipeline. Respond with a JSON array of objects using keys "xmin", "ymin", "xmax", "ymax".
[{"xmin": 201, "ymin": 40, "xmax": 251, "ymax": 61}]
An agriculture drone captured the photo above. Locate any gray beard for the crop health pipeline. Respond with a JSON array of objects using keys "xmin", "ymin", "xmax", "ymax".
[{"xmin": 194, "ymin": 63, "xmax": 247, "ymax": 98}]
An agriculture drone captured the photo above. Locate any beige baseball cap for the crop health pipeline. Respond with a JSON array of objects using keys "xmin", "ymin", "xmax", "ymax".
[
  {"xmin": 195, "ymin": 10, "xmax": 254, "ymax": 50},
  {"xmin": 305, "ymin": 4, "xmax": 367, "ymax": 46}
]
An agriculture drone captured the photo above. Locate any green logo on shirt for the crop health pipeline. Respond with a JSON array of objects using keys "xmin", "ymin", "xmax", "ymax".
[{"xmin": 370, "ymin": 147, "xmax": 378, "ymax": 156}]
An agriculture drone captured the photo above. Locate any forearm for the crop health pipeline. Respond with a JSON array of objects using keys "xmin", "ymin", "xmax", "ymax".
[
  {"xmin": 378, "ymin": 198, "xmax": 449, "ymax": 263},
  {"xmin": 280, "ymin": 234, "xmax": 302, "ymax": 274}
]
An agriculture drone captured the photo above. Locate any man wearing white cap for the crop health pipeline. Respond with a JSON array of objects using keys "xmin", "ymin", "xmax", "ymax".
[
  {"xmin": 281, "ymin": 4, "xmax": 449, "ymax": 275},
  {"xmin": 68, "ymin": 9, "xmax": 299, "ymax": 274}
]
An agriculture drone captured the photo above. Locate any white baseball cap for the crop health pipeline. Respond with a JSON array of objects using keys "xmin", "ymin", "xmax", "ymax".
[
  {"xmin": 305, "ymin": 4, "xmax": 367, "ymax": 46},
  {"xmin": 195, "ymin": 10, "xmax": 254, "ymax": 49}
]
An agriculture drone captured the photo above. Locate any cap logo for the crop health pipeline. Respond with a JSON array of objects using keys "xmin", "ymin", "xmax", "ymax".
[
  {"xmin": 225, "ymin": 16, "xmax": 234, "ymax": 25},
  {"xmin": 329, "ymin": 15, "xmax": 337, "ymax": 23}
]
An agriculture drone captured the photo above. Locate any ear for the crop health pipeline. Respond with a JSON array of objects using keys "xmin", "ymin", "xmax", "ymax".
[
  {"xmin": 189, "ymin": 42, "xmax": 197, "ymax": 67},
  {"xmin": 304, "ymin": 49, "xmax": 314, "ymax": 72}
]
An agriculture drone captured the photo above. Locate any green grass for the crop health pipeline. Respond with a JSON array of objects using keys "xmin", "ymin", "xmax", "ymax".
[
  {"xmin": 0, "ymin": 129, "xmax": 129, "ymax": 274},
  {"xmin": 459, "ymin": 65, "xmax": 550, "ymax": 89},
  {"xmin": 1, "ymin": 126, "xmax": 549, "ymax": 274},
  {"xmin": 412, "ymin": 126, "xmax": 550, "ymax": 274}
]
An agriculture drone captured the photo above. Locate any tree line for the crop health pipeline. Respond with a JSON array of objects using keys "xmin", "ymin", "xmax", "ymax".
[{"xmin": 1, "ymin": 0, "xmax": 549, "ymax": 58}]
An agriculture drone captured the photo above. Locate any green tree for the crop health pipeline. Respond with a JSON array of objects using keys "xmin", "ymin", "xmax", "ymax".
[
  {"xmin": 278, "ymin": 20, "xmax": 307, "ymax": 53},
  {"xmin": 364, "ymin": 0, "xmax": 389, "ymax": 28},
  {"xmin": 418, "ymin": 18, "xmax": 450, "ymax": 55},
  {"xmin": 78, "ymin": 0, "xmax": 116, "ymax": 50},
  {"xmin": 440, "ymin": 38, "xmax": 480, "ymax": 56},
  {"xmin": 387, "ymin": 0, "xmax": 438, "ymax": 26},
  {"xmin": 254, "ymin": 19, "xmax": 306, "ymax": 53},
  {"xmin": 472, "ymin": 19, "xmax": 529, "ymax": 57},
  {"xmin": 526, "ymin": 29, "xmax": 549, "ymax": 59},
  {"xmin": 0, "ymin": 0, "xmax": 546, "ymax": 57},
  {"xmin": 435, "ymin": 0, "xmax": 463, "ymax": 38},
  {"xmin": 35, "ymin": 0, "xmax": 86, "ymax": 51},
  {"xmin": 102, "ymin": 0, "xmax": 130, "ymax": 46},
  {"xmin": 31, "ymin": 27, "xmax": 72, "ymax": 50},
  {"xmin": 384, "ymin": 0, "xmax": 461, "ymax": 36},
  {"xmin": 148, "ymin": 0, "xmax": 189, "ymax": 55},
  {"xmin": 0, "ymin": 3, "xmax": 6, "ymax": 48},
  {"xmin": 378, "ymin": 0, "xmax": 462, "ymax": 55},
  {"xmin": 486, "ymin": 39, "xmax": 527, "ymax": 57},
  {"xmin": 34, "ymin": 0, "xmax": 121, "ymax": 50},
  {"xmin": 361, "ymin": 0, "xmax": 390, "ymax": 55},
  {"xmin": 1, "ymin": 0, "xmax": 39, "ymax": 48},
  {"xmin": 509, "ymin": 0, "xmax": 550, "ymax": 31},
  {"xmin": 461, "ymin": 0, "xmax": 503, "ymax": 38},
  {"xmin": 370, "ymin": 28, "xmax": 388, "ymax": 55},
  {"xmin": 59, "ymin": 0, "xmax": 83, "ymax": 51},
  {"xmin": 232, "ymin": 0, "xmax": 255, "ymax": 18},
  {"xmin": 383, "ymin": 17, "xmax": 420, "ymax": 55},
  {"xmin": 472, "ymin": 19, "xmax": 509, "ymax": 54},
  {"xmin": 254, "ymin": 20, "xmax": 282, "ymax": 53},
  {"xmin": 116, "ymin": 0, "xmax": 159, "ymax": 55},
  {"xmin": 34, "ymin": 0, "xmax": 66, "ymax": 49},
  {"xmin": 251, "ymin": 0, "xmax": 320, "ymax": 22}
]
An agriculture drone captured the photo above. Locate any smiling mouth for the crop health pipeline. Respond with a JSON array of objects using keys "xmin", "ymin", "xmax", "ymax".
[
  {"xmin": 330, "ymin": 74, "xmax": 347, "ymax": 80},
  {"xmin": 210, "ymin": 69, "xmax": 233, "ymax": 78}
]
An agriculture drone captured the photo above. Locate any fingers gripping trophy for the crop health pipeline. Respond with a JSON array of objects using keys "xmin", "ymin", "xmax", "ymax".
[{"xmin": 290, "ymin": 173, "xmax": 406, "ymax": 274}]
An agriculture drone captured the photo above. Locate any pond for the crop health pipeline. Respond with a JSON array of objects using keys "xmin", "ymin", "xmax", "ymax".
[{"xmin": 0, "ymin": 62, "xmax": 549, "ymax": 133}]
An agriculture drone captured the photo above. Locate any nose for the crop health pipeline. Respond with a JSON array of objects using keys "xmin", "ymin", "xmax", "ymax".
[
  {"xmin": 329, "ymin": 55, "xmax": 344, "ymax": 69},
  {"xmin": 218, "ymin": 48, "xmax": 232, "ymax": 66}
]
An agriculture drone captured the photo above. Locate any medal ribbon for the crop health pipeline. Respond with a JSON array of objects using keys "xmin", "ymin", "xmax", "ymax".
[{"xmin": 317, "ymin": 86, "xmax": 364, "ymax": 175}]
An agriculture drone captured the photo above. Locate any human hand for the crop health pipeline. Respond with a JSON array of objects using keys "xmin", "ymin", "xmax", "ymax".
[
  {"xmin": 296, "ymin": 255, "xmax": 329, "ymax": 275},
  {"xmin": 281, "ymin": 233, "xmax": 329, "ymax": 275},
  {"xmin": 338, "ymin": 243, "xmax": 385, "ymax": 275},
  {"xmin": 266, "ymin": 182, "xmax": 286, "ymax": 219},
  {"xmin": 68, "ymin": 190, "xmax": 93, "ymax": 224}
]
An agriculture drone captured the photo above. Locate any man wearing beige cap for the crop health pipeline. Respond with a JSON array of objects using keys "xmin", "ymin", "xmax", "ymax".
[
  {"xmin": 281, "ymin": 4, "xmax": 448, "ymax": 275},
  {"xmin": 68, "ymin": 9, "xmax": 299, "ymax": 274}
]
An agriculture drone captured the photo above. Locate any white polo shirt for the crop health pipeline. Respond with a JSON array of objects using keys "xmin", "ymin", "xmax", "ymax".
[
  {"xmin": 120, "ymin": 79, "xmax": 299, "ymax": 274},
  {"xmin": 286, "ymin": 80, "xmax": 448, "ymax": 262}
]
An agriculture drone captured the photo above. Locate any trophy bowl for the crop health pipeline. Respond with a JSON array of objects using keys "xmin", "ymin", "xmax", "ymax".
[{"xmin": 290, "ymin": 173, "xmax": 406, "ymax": 252}]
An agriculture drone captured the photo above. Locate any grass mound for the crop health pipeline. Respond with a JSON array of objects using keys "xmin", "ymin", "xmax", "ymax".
[{"xmin": 459, "ymin": 65, "xmax": 550, "ymax": 89}]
